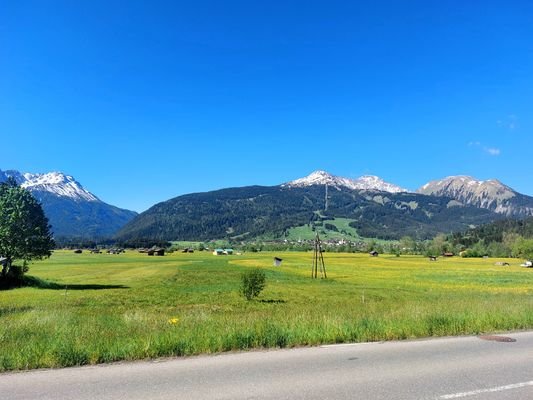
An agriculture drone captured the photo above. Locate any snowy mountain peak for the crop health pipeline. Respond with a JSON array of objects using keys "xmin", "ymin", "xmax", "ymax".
[
  {"xmin": 283, "ymin": 170, "xmax": 407, "ymax": 193},
  {"xmin": 1, "ymin": 169, "xmax": 99, "ymax": 202},
  {"xmin": 353, "ymin": 175, "xmax": 407, "ymax": 193},
  {"xmin": 284, "ymin": 170, "xmax": 345, "ymax": 187}
]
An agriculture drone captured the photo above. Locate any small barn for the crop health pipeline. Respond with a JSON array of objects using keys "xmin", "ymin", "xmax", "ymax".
[
  {"xmin": 107, "ymin": 248, "xmax": 123, "ymax": 254},
  {"xmin": 147, "ymin": 248, "xmax": 165, "ymax": 256},
  {"xmin": 369, "ymin": 250, "xmax": 379, "ymax": 257},
  {"xmin": 224, "ymin": 249, "xmax": 234, "ymax": 255},
  {"xmin": 212, "ymin": 249, "xmax": 224, "ymax": 256},
  {"xmin": 273, "ymin": 257, "xmax": 283, "ymax": 267}
]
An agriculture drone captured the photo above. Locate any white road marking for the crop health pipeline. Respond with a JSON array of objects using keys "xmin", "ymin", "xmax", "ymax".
[{"xmin": 439, "ymin": 381, "xmax": 533, "ymax": 399}]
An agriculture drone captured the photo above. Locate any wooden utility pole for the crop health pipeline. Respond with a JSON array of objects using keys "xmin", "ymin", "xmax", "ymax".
[{"xmin": 312, "ymin": 232, "xmax": 327, "ymax": 279}]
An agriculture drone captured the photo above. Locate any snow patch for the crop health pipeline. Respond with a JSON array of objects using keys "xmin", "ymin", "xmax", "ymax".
[
  {"xmin": 2, "ymin": 170, "xmax": 99, "ymax": 202},
  {"xmin": 283, "ymin": 170, "xmax": 408, "ymax": 193}
]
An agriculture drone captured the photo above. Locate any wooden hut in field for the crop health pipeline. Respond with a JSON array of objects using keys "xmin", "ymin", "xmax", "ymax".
[{"xmin": 147, "ymin": 248, "xmax": 165, "ymax": 256}]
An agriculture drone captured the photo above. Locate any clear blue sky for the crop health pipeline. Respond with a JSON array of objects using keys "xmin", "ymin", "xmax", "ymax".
[{"xmin": 2, "ymin": 1, "xmax": 532, "ymax": 212}]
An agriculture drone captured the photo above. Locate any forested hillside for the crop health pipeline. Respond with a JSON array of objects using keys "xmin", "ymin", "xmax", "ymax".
[{"xmin": 116, "ymin": 185, "xmax": 501, "ymax": 241}]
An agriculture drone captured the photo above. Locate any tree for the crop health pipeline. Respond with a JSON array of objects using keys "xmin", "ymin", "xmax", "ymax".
[
  {"xmin": 513, "ymin": 238, "xmax": 533, "ymax": 261},
  {"xmin": 399, "ymin": 236, "xmax": 415, "ymax": 254},
  {"xmin": 0, "ymin": 179, "xmax": 54, "ymax": 282},
  {"xmin": 503, "ymin": 232, "xmax": 522, "ymax": 257},
  {"xmin": 240, "ymin": 269, "xmax": 266, "ymax": 300}
]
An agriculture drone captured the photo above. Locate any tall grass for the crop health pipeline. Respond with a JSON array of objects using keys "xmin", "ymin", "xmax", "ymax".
[{"xmin": 0, "ymin": 251, "xmax": 531, "ymax": 371}]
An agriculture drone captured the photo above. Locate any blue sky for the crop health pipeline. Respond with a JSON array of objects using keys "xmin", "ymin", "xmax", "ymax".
[{"xmin": 2, "ymin": 1, "xmax": 532, "ymax": 212}]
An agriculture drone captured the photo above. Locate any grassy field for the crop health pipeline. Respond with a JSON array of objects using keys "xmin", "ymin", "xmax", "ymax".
[
  {"xmin": 285, "ymin": 217, "xmax": 362, "ymax": 241},
  {"xmin": 0, "ymin": 250, "xmax": 532, "ymax": 371}
]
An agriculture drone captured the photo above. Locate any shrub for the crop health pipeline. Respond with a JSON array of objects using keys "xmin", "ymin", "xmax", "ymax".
[{"xmin": 240, "ymin": 269, "xmax": 266, "ymax": 300}]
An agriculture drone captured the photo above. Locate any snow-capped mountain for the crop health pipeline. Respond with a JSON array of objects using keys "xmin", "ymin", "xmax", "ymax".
[
  {"xmin": 417, "ymin": 176, "xmax": 533, "ymax": 217},
  {"xmin": 0, "ymin": 169, "xmax": 137, "ymax": 238},
  {"xmin": 2, "ymin": 170, "xmax": 99, "ymax": 202},
  {"xmin": 283, "ymin": 170, "xmax": 408, "ymax": 193}
]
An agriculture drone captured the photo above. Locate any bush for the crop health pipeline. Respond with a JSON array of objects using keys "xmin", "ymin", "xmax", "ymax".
[{"xmin": 241, "ymin": 269, "xmax": 266, "ymax": 300}]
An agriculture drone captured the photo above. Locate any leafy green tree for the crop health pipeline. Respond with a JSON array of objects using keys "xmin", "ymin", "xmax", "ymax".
[
  {"xmin": 513, "ymin": 238, "xmax": 533, "ymax": 260},
  {"xmin": 399, "ymin": 236, "xmax": 415, "ymax": 254},
  {"xmin": 240, "ymin": 268, "xmax": 266, "ymax": 300},
  {"xmin": 503, "ymin": 232, "xmax": 522, "ymax": 257},
  {"xmin": 0, "ymin": 179, "xmax": 54, "ymax": 282},
  {"xmin": 486, "ymin": 241, "xmax": 510, "ymax": 258}
]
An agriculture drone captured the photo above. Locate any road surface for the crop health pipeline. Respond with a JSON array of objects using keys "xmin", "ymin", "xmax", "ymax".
[{"xmin": 1, "ymin": 331, "xmax": 532, "ymax": 399}]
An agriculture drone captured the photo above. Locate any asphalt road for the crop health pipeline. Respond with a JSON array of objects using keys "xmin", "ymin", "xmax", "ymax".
[{"xmin": 1, "ymin": 332, "xmax": 532, "ymax": 400}]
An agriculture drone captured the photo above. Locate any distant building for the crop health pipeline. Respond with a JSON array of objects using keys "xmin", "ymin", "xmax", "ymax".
[
  {"xmin": 213, "ymin": 248, "xmax": 234, "ymax": 256},
  {"xmin": 147, "ymin": 248, "xmax": 165, "ymax": 256}
]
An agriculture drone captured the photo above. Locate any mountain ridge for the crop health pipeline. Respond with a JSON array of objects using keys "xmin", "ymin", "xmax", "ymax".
[
  {"xmin": 116, "ymin": 183, "xmax": 501, "ymax": 242},
  {"xmin": 283, "ymin": 170, "xmax": 408, "ymax": 193},
  {"xmin": 0, "ymin": 169, "xmax": 137, "ymax": 238},
  {"xmin": 416, "ymin": 175, "xmax": 533, "ymax": 217},
  {"xmin": 115, "ymin": 170, "xmax": 533, "ymax": 242}
]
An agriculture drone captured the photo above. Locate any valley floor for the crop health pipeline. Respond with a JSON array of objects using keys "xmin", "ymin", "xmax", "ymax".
[{"xmin": 1, "ymin": 250, "xmax": 532, "ymax": 371}]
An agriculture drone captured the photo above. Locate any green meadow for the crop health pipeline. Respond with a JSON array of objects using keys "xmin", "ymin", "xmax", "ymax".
[
  {"xmin": 1, "ymin": 250, "xmax": 532, "ymax": 371},
  {"xmin": 285, "ymin": 217, "xmax": 362, "ymax": 241}
]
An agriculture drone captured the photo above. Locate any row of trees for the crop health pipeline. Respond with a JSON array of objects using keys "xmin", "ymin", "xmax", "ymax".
[{"xmin": 420, "ymin": 232, "xmax": 533, "ymax": 260}]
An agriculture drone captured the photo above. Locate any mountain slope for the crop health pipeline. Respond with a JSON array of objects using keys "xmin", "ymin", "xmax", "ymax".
[
  {"xmin": 116, "ymin": 184, "xmax": 500, "ymax": 242},
  {"xmin": 0, "ymin": 169, "xmax": 137, "ymax": 238},
  {"xmin": 450, "ymin": 216, "xmax": 533, "ymax": 247},
  {"xmin": 417, "ymin": 176, "xmax": 533, "ymax": 217}
]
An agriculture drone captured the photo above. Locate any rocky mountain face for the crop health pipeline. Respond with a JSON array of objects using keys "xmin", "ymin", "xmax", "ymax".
[
  {"xmin": 417, "ymin": 176, "xmax": 533, "ymax": 217},
  {"xmin": 0, "ymin": 169, "xmax": 137, "ymax": 238}
]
